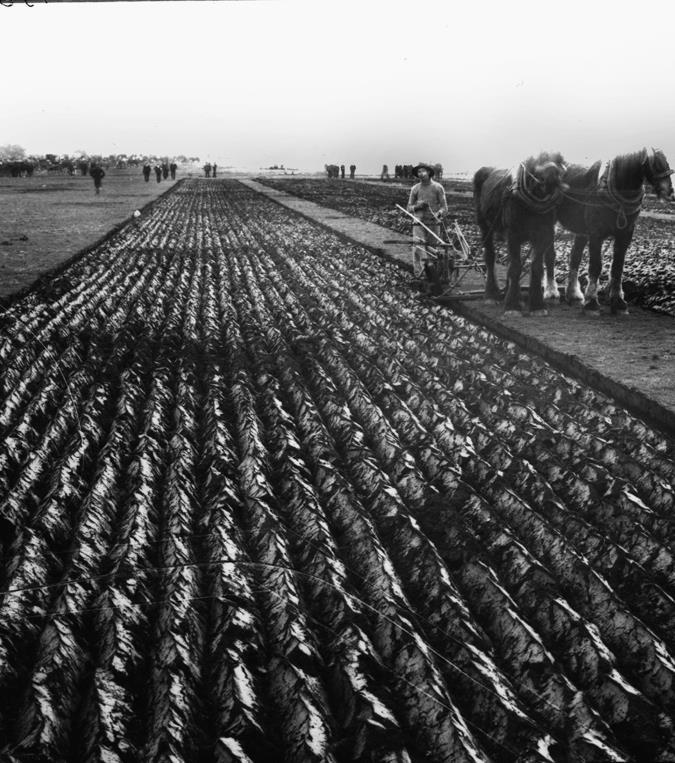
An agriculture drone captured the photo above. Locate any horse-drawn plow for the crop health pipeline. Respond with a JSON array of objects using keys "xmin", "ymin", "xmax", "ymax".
[
  {"xmin": 2, "ymin": 179, "xmax": 675, "ymax": 761},
  {"xmin": 259, "ymin": 174, "xmax": 675, "ymax": 316}
]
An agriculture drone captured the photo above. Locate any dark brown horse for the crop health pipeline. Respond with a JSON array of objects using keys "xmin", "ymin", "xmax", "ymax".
[
  {"xmin": 474, "ymin": 152, "xmax": 568, "ymax": 314},
  {"xmin": 548, "ymin": 147, "xmax": 674, "ymax": 314}
]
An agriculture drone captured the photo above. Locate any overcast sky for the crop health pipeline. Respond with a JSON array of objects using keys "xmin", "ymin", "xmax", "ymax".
[{"xmin": 2, "ymin": 0, "xmax": 675, "ymax": 174}]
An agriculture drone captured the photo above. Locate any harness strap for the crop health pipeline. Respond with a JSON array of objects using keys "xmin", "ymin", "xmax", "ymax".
[{"xmin": 597, "ymin": 158, "xmax": 643, "ymax": 228}]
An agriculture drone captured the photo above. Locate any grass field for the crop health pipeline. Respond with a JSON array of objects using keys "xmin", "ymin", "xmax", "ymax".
[{"xmin": 0, "ymin": 166, "xmax": 200, "ymax": 299}]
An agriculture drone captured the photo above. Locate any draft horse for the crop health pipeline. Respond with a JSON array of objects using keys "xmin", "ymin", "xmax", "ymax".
[
  {"xmin": 474, "ymin": 152, "xmax": 568, "ymax": 314},
  {"xmin": 549, "ymin": 147, "xmax": 674, "ymax": 314}
]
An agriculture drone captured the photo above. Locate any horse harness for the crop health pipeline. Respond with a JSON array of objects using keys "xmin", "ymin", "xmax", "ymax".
[
  {"xmin": 595, "ymin": 159, "xmax": 643, "ymax": 230},
  {"xmin": 596, "ymin": 149, "xmax": 672, "ymax": 230},
  {"xmin": 506, "ymin": 163, "xmax": 562, "ymax": 214}
]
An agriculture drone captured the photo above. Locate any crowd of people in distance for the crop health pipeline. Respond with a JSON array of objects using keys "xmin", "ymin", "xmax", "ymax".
[
  {"xmin": 142, "ymin": 162, "xmax": 178, "ymax": 183},
  {"xmin": 392, "ymin": 163, "xmax": 443, "ymax": 180},
  {"xmin": 323, "ymin": 162, "xmax": 444, "ymax": 184},
  {"xmin": 325, "ymin": 164, "xmax": 357, "ymax": 179}
]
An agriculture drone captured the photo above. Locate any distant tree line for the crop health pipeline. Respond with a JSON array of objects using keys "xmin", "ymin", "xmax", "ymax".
[{"xmin": 0, "ymin": 145, "xmax": 200, "ymax": 177}]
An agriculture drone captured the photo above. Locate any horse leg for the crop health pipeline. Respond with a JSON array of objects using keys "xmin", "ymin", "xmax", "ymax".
[
  {"xmin": 583, "ymin": 235, "xmax": 603, "ymax": 314},
  {"xmin": 608, "ymin": 230, "xmax": 632, "ymax": 315},
  {"xmin": 504, "ymin": 234, "xmax": 523, "ymax": 314},
  {"xmin": 542, "ymin": 238, "xmax": 559, "ymax": 301},
  {"xmin": 479, "ymin": 222, "xmax": 501, "ymax": 302},
  {"xmin": 566, "ymin": 235, "xmax": 587, "ymax": 304},
  {"xmin": 527, "ymin": 230, "xmax": 549, "ymax": 315}
]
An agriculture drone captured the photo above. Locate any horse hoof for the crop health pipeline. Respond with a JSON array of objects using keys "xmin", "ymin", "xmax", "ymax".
[
  {"xmin": 583, "ymin": 298, "xmax": 601, "ymax": 314},
  {"xmin": 611, "ymin": 300, "xmax": 629, "ymax": 315},
  {"xmin": 529, "ymin": 309, "xmax": 549, "ymax": 317},
  {"xmin": 503, "ymin": 309, "xmax": 522, "ymax": 316}
]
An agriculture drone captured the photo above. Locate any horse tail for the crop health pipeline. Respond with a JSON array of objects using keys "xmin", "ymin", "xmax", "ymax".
[{"xmin": 473, "ymin": 166, "xmax": 494, "ymax": 201}]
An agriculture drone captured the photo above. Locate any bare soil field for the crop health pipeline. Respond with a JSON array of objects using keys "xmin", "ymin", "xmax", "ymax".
[
  {"xmin": 252, "ymin": 177, "xmax": 675, "ymax": 429},
  {"xmin": 258, "ymin": 178, "xmax": 675, "ymax": 316},
  {"xmin": 453, "ymin": 297, "xmax": 675, "ymax": 432},
  {"xmin": 0, "ymin": 168, "xmax": 192, "ymax": 300},
  {"xmin": 2, "ymin": 179, "xmax": 675, "ymax": 760}
]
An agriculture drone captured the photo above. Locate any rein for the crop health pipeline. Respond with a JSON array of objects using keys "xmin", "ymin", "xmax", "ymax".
[{"xmin": 509, "ymin": 163, "xmax": 562, "ymax": 214}]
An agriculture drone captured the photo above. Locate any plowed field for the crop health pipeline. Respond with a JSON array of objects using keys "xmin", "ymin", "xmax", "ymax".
[
  {"xmin": 2, "ymin": 179, "xmax": 675, "ymax": 761},
  {"xmin": 257, "ymin": 178, "xmax": 675, "ymax": 316}
]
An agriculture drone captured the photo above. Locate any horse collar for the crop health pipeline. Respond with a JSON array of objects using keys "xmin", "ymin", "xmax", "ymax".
[
  {"xmin": 510, "ymin": 163, "xmax": 561, "ymax": 214},
  {"xmin": 598, "ymin": 159, "xmax": 644, "ymax": 214},
  {"xmin": 597, "ymin": 157, "xmax": 643, "ymax": 228}
]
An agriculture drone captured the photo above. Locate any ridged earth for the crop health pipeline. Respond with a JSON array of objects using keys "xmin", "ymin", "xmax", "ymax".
[
  {"xmin": 1, "ymin": 180, "xmax": 675, "ymax": 761},
  {"xmin": 258, "ymin": 177, "xmax": 675, "ymax": 316}
]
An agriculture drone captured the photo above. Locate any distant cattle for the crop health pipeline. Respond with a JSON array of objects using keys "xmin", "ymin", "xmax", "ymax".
[{"xmin": 0, "ymin": 161, "xmax": 34, "ymax": 177}]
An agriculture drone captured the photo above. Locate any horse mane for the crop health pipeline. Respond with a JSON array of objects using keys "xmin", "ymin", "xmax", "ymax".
[
  {"xmin": 564, "ymin": 160, "xmax": 603, "ymax": 190},
  {"xmin": 611, "ymin": 148, "xmax": 648, "ymax": 166}
]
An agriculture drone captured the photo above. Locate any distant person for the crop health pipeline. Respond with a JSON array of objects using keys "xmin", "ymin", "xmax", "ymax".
[
  {"xmin": 143, "ymin": 164, "xmax": 151, "ymax": 182},
  {"xmin": 340, "ymin": 164, "xmax": 345, "ymax": 179},
  {"xmin": 204, "ymin": 163, "xmax": 212, "ymax": 178},
  {"xmin": 170, "ymin": 162, "xmax": 177, "ymax": 180},
  {"xmin": 154, "ymin": 165, "xmax": 162, "ymax": 182},
  {"xmin": 162, "ymin": 163, "xmax": 169, "ymax": 179},
  {"xmin": 212, "ymin": 163, "xmax": 217, "ymax": 178},
  {"xmin": 407, "ymin": 163, "xmax": 448, "ymax": 278},
  {"xmin": 381, "ymin": 164, "xmax": 390, "ymax": 181},
  {"xmin": 349, "ymin": 164, "xmax": 356, "ymax": 179},
  {"xmin": 89, "ymin": 164, "xmax": 105, "ymax": 195}
]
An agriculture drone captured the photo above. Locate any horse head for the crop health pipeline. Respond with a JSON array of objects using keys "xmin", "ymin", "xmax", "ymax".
[
  {"xmin": 526, "ymin": 152, "xmax": 570, "ymax": 197},
  {"xmin": 643, "ymin": 147, "xmax": 674, "ymax": 201},
  {"xmin": 515, "ymin": 151, "xmax": 569, "ymax": 212}
]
